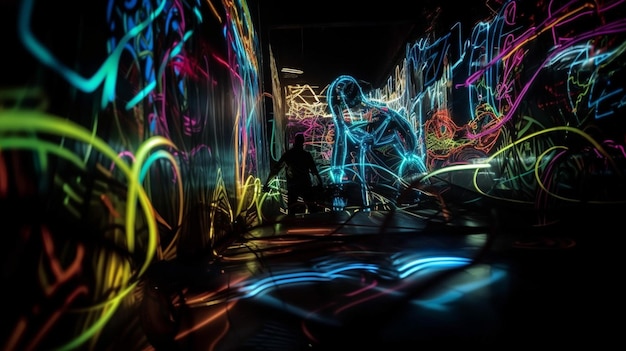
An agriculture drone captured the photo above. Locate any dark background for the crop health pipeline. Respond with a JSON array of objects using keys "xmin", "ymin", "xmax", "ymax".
[{"xmin": 256, "ymin": 0, "xmax": 489, "ymax": 88}]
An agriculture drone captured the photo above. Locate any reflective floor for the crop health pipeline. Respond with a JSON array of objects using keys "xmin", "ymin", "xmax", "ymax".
[{"xmin": 140, "ymin": 203, "xmax": 620, "ymax": 350}]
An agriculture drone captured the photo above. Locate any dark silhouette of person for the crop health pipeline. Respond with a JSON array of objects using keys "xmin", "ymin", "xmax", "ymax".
[{"xmin": 264, "ymin": 133, "xmax": 323, "ymax": 215}]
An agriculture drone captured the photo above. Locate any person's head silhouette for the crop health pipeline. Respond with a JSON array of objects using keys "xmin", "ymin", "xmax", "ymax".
[{"xmin": 293, "ymin": 133, "xmax": 305, "ymax": 148}]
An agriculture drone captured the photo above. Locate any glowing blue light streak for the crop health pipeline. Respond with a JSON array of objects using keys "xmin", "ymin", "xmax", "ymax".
[
  {"xmin": 18, "ymin": 0, "xmax": 168, "ymax": 109},
  {"xmin": 397, "ymin": 256, "xmax": 472, "ymax": 279},
  {"xmin": 237, "ymin": 256, "xmax": 471, "ymax": 298},
  {"xmin": 240, "ymin": 272, "xmax": 349, "ymax": 297},
  {"xmin": 414, "ymin": 268, "xmax": 507, "ymax": 311}
]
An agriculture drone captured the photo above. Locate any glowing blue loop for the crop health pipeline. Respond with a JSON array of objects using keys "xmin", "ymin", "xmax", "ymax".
[
  {"xmin": 326, "ymin": 263, "xmax": 379, "ymax": 275},
  {"xmin": 240, "ymin": 262, "xmax": 383, "ymax": 298},
  {"xmin": 139, "ymin": 150, "xmax": 173, "ymax": 182},
  {"xmin": 240, "ymin": 272, "xmax": 349, "ymax": 297},
  {"xmin": 243, "ymin": 276, "xmax": 341, "ymax": 297},
  {"xmin": 397, "ymin": 256, "xmax": 470, "ymax": 272},
  {"xmin": 398, "ymin": 257, "xmax": 471, "ymax": 279},
  {"xmin": 399, "ymin": 261, "xmax": 470, "ymax": 279}
]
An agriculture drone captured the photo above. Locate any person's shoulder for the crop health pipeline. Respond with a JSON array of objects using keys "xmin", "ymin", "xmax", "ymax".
[
  {"xmin": 284, "ymin": 148, "xmax": 300, "ymax": 159},
  {"xmin": 292, "ymin": 148, "xmax": 307, "ymax": 154}
]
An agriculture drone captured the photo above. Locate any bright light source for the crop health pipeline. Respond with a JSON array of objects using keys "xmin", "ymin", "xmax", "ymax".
[{"xmin": 281, "ymin": 67, "xmax": 304, "ymax": 74}]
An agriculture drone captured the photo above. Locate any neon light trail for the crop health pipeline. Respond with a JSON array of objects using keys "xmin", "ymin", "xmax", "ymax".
[{"xmin": 1, "ymin": 0, "xmax": 625, "ymax": 349}]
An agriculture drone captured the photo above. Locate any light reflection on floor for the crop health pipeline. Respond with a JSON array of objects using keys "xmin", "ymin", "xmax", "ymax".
[{"xmin": 141, "ymin": 209, "xmax": 596, "ymax": 350}]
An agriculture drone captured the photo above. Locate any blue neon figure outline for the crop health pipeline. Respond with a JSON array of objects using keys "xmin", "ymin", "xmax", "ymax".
[{"xmin": 327, "ymin": 75, "xmax": 427, "ymax": 210}]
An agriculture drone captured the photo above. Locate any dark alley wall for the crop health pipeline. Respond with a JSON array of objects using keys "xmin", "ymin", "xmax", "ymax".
[{"xmin": 1, "ymin": 0, "xmax": 268, "ymax": 349}]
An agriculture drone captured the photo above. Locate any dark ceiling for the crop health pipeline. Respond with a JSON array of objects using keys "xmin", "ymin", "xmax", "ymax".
[{"xmin": 255, "ymin": 0, "xmax": 489, "ymax": 89}]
